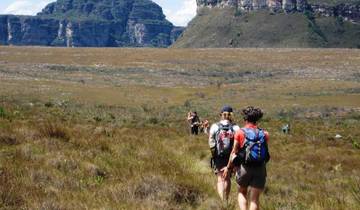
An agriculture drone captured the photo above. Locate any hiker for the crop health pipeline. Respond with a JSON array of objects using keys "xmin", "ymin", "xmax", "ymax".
[
  {"xmin": 223, "ymin": 106, "xmax": 270, "ymax": 210},
  {"xmin": 187, "ymin": 111, "xmax": 200, "ymax": 135},
  {"xmin": 282, "ymin": 124, "xmax": 290, "ymax": 134},
  {"xmin": 209, "ymin": 106, "xmax": 240, "ymax": 201},
  {"xmin": 199, "ymin": 120, "xmax": 210, "ymax": 134},
  {"xmin": 202, "ymin": 119, "xmax": 210, "ymax": 134}
]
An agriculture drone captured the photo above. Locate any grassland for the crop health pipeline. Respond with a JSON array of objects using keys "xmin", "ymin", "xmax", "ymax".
[{"xmin": 0, "ymin": 46, "xmax": 360, "ymax": 210}]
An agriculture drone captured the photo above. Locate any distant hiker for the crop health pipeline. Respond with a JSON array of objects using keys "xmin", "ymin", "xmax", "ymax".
[
  {"xmin": 282, "ymin": 124, "xmax": 290, "ymax": 134},
  {"xmin": 223, "ymin": 106, "xmax": 270, "ymax": 210},
  {"xmin": 187, "ymin": 111, "xmax": 200, "ymax": 135},
  {"xmin": 202, "ymin": 119, "xmax": 210, "ymax": 134},
  {"xmin": 209, "ymin": 106, "xmax": 240, "ymax": 201}
]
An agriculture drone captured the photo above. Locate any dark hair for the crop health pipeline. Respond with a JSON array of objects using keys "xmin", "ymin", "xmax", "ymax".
[{"xmin": 242, "ymin": 106, "xmax": 263, "ymax": 124}]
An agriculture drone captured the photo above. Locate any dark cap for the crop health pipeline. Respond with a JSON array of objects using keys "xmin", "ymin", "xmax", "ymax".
[{"xmin": 221, "ymin": 105, "xmax": 233, "ymax": 113}]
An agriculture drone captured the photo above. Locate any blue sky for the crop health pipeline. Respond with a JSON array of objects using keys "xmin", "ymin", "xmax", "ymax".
[{"xmin": 0, "ymin": 0, "xmax": 197, "ymax": 26}]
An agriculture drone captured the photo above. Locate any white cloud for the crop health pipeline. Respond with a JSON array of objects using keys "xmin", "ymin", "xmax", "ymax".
[
  {"xmin": 163, "ymin": 0, "xmax": 196, "ymax": 26},
  {"xmin": 4, "ymin": 0, "xmax": 53, "ymax": 16}
]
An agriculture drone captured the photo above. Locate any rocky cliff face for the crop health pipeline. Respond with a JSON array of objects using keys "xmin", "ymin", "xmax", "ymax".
[
  {"xmin": 0, "ymin": 0, "xmax": 184, "ymax": 47},
  {"xmin": 196, "ymin": 0, "xmax": 360, "ymax": 22},
  {"xmin": 196, "ymin": 0, "xmax": 307, "ymax": 12}
]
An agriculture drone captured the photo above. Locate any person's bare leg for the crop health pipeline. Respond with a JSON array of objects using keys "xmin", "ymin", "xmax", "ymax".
[
  {"xmin": 249, "ymin": 187, "xmax": 262, "ymax": 210},
  {"xmin": 216, "ymin": 172, "xmax": 225, "ymax": 200},
  {"xmin": 238, "ymin": 186, "xmax": 248, "ymax": 210},
  {"xmin": 216, "ymin": 171, "xmax": 231, "ymax": 202},
  {"xmin": 224, "ymin": 174, "xmax": 231, "ymax": 202}
]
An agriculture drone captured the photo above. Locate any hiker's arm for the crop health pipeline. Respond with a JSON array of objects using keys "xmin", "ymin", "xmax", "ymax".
[
  {"xmin": 222, "ymin": 140, "xmax": 240, "ymax": 179},
  {"xmin": 228, "ymin": 140, "xmax": 240, "ymax": 169},
  {"xmin": 223, "ymin": 130, "xmax": 243, "ymax": 179},
  {"xmin": 265, "ymin": 131, "xmax": 269, "ymax": 143},
  {"xmin": 208, "ymin": 124, "xmax": 217, "ymax": 156}
]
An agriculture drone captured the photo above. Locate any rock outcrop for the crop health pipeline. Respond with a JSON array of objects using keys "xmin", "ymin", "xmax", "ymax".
[
  {"xmin": 196, "ymin": 0, "xmax": 360, "ymax": 22},
  {"xmin": 196, "ymin": 0, "xmax": 307, "ymax": 12},
  {"xmin": 0, "ymin": 0, "xmax": 184, "ymax": 47}
]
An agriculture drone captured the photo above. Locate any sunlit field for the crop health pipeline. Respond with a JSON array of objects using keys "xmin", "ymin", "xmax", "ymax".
[{"xmin": 0, "ymin": 46, "xmax": 359, "ymax": 209}]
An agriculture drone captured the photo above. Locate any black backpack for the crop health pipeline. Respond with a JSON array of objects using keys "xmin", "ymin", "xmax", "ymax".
[{"xmin": 214, "ymin": 123, "xmax": 235, "ymax": 157}]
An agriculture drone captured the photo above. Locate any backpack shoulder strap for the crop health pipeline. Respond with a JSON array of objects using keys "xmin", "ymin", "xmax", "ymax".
[
  {"xmin": 216, "ymin": 122, "xmax": 223, "ymax": 130},
  {"xmin": 215, "ymin": 123, "xmax": 223, "ymax": 137},
  {"xmin": 241, "ymin": 127, "xmax": 251, "ymax": 136},
  {"xmin": 227, "ymin": 123, "xmax": 235, "ymax": 132},
  {"xmin": 242, "ymin": 127, "xmax": 261, "ymax": 142}
]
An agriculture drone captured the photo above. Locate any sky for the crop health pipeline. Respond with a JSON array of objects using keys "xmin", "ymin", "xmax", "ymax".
[{"xmin": 0, "ymin": 0, "xmax": 197, "ymax": 26}]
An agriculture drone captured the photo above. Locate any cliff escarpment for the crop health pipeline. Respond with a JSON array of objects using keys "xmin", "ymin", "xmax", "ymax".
[
  {"xmin": 196, "ymin": 0, "xmax": 360, "ymax": 22},
  {"xmin": 0, "ymin": 0, "xmax": 184, "ymax": 47}
]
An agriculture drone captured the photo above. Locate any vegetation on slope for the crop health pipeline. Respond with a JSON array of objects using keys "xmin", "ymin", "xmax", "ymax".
[
  {"xmin": 173, "ymin": 8, "xmax": 360, "ymax": 48},
  {"xmin": 307, "ymin": 0, "xmax": 360, "ymax": 6}
]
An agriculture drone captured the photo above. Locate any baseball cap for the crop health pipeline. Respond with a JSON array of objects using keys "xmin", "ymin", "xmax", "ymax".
[{"xmin": 221, "ymin": 105, "xmax": 233, "ymax": 113}]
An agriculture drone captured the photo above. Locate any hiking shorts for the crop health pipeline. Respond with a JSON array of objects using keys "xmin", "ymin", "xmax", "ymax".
[
  {"xmin": 191, "ymin": 126, "xmax": 199, "ymax": 135},
  {"xmin": 236, "ymin": 164, "xmax": 267, "ymax": 189},
  {"xmin": 212, "ymin": 156, "xmax": 229, "ymax": 174}
]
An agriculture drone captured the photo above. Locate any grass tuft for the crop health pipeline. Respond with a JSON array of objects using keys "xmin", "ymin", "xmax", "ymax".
[
  {"xmin": 38, "ymin": 121, "xmax": 70, "ymax": 141},
  {"xmin": 0, "ymin": 168, "xmax": 24, "ymax": 208},
  {"xmin": 0, "ymin": 134, "xmax": 17, "ymax": 146}
]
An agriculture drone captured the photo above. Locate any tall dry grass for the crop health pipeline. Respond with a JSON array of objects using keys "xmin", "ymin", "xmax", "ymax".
[{"xmin": 0, "ymin": 47, "xmax": 359, "ymax": 209}]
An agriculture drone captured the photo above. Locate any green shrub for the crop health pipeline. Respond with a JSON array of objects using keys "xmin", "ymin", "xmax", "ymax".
[
  {"xmin": 94, "ymin": 175, "xmax": 104, "ymax": 186},
  {"xmin": 44, "ymin": 102, "xmax": 54, "ymax": 108},
  {"xmin": 148, "ymin": 117, "xmax": 159, "ymax": 124},
  {"xmin": 305, "ymin": 11, "xmax": 328, "ymax": 42},
  {"xmin": 352, "ymin": 181, "xmax": 360, "ymax": 204},
  {"xmin": 184, "ymin": 100, "xmax": 191, "ymax": 108},
  {"xmin": 94, "ymin": 116, "xmax": 102, "ymax": 122},
  {"xmin": 352, "ymin": 139, "xmax": 360, "ymax": 149},
  {"xmin": 234, "ymin": 9, "xmax": 242, "ymax": 17},
  {"xmin": 0, "ymin": 107, "xmax": 6, "ymax": 118}
]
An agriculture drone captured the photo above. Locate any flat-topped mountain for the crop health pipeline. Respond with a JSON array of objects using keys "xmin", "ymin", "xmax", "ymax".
[
  {"xmin": 173, "ymin": 0, "xmax": 360, "ymax": 48},
  {"xmin": 0, "ymin": 0, "xmax": 184, "ymax": 47}
]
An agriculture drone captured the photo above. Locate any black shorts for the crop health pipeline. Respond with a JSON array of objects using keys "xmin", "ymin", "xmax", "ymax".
[
  {"xmin": 236, "ymin": 164, "xmax": 267, "ymax": 189},
  {"xmin": 191, "ymin": 126, "xmax": 199, "ymax": 135},
  {"xmin": 212, "ymin": 156, "xmax": 230, "ymax": 174}
]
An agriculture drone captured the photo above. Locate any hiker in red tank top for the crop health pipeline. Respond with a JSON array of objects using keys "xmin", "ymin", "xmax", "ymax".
[{"xmin": 235, "ymin": 123, "xmax": 269, "ymax": 148}]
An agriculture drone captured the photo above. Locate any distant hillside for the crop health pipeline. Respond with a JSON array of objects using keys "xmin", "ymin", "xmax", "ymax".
[
  {"xmin": 0, "ymin": 0, "xmax": 184, "ymax": 47},
  {"xmin": 173, "ymin": 0, "xmax": 360, "ymax": 48},
  {"xmin": 307, "ymin": 0, "xmax": 360, "ymax": 6}
]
